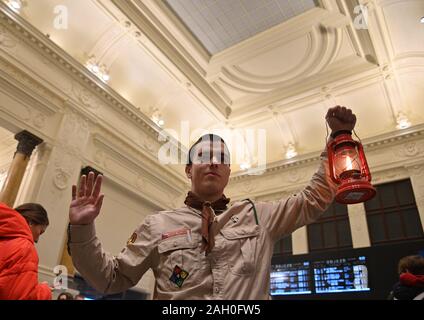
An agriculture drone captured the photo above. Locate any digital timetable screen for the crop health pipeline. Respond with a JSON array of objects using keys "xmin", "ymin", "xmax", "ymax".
[
  {"xmin": 270, "ymin": 262, "xmax": 312, "ymax": 295},
  {"xmin": 270, "ymin": 256, "xmax": 370, "ymax": 296},
  {"xmin": 313, "ymin": 256, "xmax": 369, "ymax": 293}
]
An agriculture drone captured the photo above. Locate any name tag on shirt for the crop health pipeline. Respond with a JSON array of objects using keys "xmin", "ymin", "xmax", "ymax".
[{"xmin": 162, "ymin": 228, "xmax": 192, "ymax": 242}]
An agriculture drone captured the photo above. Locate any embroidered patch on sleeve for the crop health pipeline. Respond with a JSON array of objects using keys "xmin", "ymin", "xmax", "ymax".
[
  {"xmin": 127, "ymin": 232, "xmax": 137, "ymax": 245},
  {"xmin": 169, "ymin": 265, "xmax": 189, "ymax": 288}
]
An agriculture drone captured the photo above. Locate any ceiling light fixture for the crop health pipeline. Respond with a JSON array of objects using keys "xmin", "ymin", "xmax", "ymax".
[
  {"xmin": 151, "ymin": 114, "xmax": 165, "ymax": 127},
  {"xmin": 420, "ymin": 16, "xmax": 424, "ymax": 24},
  {"xmin": 85, "ymin": 56, "xmax": 110, "ymax": 83},
  {"xmin": 6, "ymin": 0, "xmax": 22, "ymax": 12},
  {"xmin": 285, "ymin": 143, "xmax": 298, "ymax": 159},
  {"xmin": 396, "ymin": 112, "xmax": 411, "ymax": 130},
  {"xmin": 240, "ymin": 162, "xmax": 251, "ymax": 170}
]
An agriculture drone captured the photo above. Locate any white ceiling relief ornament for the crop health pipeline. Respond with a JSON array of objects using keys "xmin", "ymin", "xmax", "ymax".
[
  {"xmin": 0, "ymin": 25, "xmax": 17, "ymax": 48},
  {"xmin": 53, "ymin": 167, "xmax": 70, "ymax": 190},
  {"xmin": 400, "ymin": 142, "xmax": 423, "ymax": 158},
  {"xmin": 71, "ymin": 82, "xmax": 101, "ymax": 110},
  {"xmin": 287, "ymin": 168, "xmax": 304, "ymax": 183},
  {"xmin": 135, "ymin": 175, "xmax": 146, "ymax": 190},
  {"xmin": 33, "ymin": 113, "xmax": 46, "ymax": 129},
  {"xmin": 94, "ymin": 150, "xmax": 106, "ymax": 167},
  {"xmin": 241, "ymin": 179, "xmax": 256, "ymax": 194}
]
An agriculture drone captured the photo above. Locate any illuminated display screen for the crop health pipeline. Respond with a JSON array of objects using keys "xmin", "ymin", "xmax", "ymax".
[
  {"xmin": 313, "ymin": 256, "xmax": 370, "ymax": 293},
  {"xmin": 270, "ymin": 256, "xmax": 370, "ymax": 296},
  {"xmin": 270, "ymin": 262, "xmax": 312, "ymax": 295}
]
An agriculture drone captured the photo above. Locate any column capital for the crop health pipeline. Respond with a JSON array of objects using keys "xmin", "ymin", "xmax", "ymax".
[
  {"xmin": 80, "ymin": 166, "xmax": 103, "ymax": 178},
  {"xmin": 14, "ymin": 130, "xmax": 43, "ymax": 157}
]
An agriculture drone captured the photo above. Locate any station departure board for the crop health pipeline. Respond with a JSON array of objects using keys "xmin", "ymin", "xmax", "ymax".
[
  {"xmin": 270, "ymin": 262, "xmax": 312, "ymax": 295},
  {"xmin": 270, "ymin": 256, "xmax": 370, "ymax": 296},
  {"xmin": 313, "ymin": 256, "xmax": 369, "ymax": 293}
]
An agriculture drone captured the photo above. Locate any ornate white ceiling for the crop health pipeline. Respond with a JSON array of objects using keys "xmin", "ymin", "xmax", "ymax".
[{"xmin": 8, "ymin": 0, "xmax": 424, "ymax": 175}]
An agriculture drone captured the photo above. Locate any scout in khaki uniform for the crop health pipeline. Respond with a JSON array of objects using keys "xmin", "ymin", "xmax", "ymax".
[{"xmin": 68, "ymin": 106, "xmax": 357, "ymax": 299}]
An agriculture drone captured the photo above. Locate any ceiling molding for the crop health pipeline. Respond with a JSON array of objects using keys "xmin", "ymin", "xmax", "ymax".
[
  {"xmin": 141, "ymin": 0, "xmax": 211, "ymax": 67},
  {"xmin": 229, "ymin": 58, "xmax": 378, "ymax": 121},
  {"xmin": 0, "ymin": 3, "xmax": 165, "ymax": 140},
  {"xmin": 206, "ymin": 8, "xmax": 330, "ymax": 77},
  {"xmin": 0, "ymin": 56, "xmax": 64, "ymax": 116},
  {"xmin": 91, "ymin": 129, "xmax": 188, "ymax": 190},
  {"xmin": 91, "ymin": 132, "xmax": 187, "ymax": 209},
  {"xmin": 230, "ymin": 123, "xmax": 424, "ymax": 181},
  {"xmin": 110, "ymin": 0, "xmax": 230, "ymax": 119}
]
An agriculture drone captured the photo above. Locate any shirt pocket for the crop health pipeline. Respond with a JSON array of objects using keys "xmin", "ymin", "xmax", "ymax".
[
  {"xmin": 220, "ymin": 225, "xmax": 260, "ymax": 276},
  {"xmin": 157, "ymin": 235, "xmax": 199, "ymax": 289}
]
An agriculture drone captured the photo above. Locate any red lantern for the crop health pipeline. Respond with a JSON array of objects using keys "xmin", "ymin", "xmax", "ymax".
[{"xmin": 327, "ymin": 133, "xmax": 376, "ymax": 204}]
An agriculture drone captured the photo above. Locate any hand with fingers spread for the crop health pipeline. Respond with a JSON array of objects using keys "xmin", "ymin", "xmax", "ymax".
[
  {"xmin": 69, "ymin": 172, "xmax": 104, "ymax": 225},
  {"xmin": 326, "ymin": 105, "xmax": 357, "ymax": 134}
]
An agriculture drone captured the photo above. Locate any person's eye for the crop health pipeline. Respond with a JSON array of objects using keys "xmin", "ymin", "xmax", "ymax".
[{"xmin": 221, "ymin": 154, "xmax": 230, "ymax": 164}]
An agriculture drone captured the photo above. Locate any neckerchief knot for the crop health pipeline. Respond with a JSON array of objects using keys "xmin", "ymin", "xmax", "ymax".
[{"xmin": 184, "ymin": 191, "xmax": 230, "ymax": 255}]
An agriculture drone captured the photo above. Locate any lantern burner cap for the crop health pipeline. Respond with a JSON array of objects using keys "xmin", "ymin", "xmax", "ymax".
[{"xmin": 336, "ymin": 180, "xmax": 376, "ymax": 204}]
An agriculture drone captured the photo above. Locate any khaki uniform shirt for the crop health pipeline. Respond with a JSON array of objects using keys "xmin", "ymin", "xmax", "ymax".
[{"xmin": 69, "ymin": 157, "xmax": 337, "ymax": 299}]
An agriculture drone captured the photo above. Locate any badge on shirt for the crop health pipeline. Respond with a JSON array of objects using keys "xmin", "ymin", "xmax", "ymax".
[
  {"xmin": 162, "ymin": 228, "xmax": 192, "ymax": 242},
  {"xmin": 127, "ymin": 232, "xmax": 137, "ymax": 246},
  {"xmin": 169, "ymin": 265, "xmax": 189, "ymax": 288}
]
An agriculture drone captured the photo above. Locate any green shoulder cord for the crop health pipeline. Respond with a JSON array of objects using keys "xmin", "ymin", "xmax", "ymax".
[{"xmin": 243, "ymin": 198, "xmax": 259, "ymax": 225}]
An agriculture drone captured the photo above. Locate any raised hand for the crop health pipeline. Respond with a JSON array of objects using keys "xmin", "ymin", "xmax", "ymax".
[
  {"xmin": 326, "ymin": 106, "xmax": 357, "ymax": 134},
  {"xmin": 69, "ymin": 172, "xmax": 104, "ymax": 225}
]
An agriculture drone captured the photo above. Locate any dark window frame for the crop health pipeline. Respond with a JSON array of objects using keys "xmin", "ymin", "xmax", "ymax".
[
  {"xmin": 307, "ymin": 202, "xmax": 353, "ymax": 252},
  {"xmin": 273, "ymin": 234, "xmax": 293, "ymax": 257},
  {"xmin": 365, "ymin": 179, "xmax": 424, "ymax": 245}
]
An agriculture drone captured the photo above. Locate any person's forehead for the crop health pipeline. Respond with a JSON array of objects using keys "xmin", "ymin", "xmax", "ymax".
[{"xmin": 194, "ymin": 140, "xmax": 228, "ymax": 153}]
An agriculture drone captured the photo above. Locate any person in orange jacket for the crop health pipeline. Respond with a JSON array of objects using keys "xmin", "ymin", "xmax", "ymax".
[{"xmin": 0, "ymin": 202, "xmax": 52, "ymax": 300}]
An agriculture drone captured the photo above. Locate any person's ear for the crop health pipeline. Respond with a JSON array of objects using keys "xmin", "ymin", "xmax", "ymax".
[{"xmin": 185, "ymin": 165, "xmax": 192, "ymax": 179}]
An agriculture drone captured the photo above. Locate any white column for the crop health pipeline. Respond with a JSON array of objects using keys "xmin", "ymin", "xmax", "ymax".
[
  {"xmin": 348, "ymin": 203, "xmax": 371, "ymax": 248},
  {"xmin": 407, "ymin": 163, "xmax": 424, "ymax": 232},
  {"xmin": 292, "ymin": 226, "xmax": 308, "ymax": 255},
  {"xmin": 29, "ymin": 111, "xmax": 91, "ymax": 280}
]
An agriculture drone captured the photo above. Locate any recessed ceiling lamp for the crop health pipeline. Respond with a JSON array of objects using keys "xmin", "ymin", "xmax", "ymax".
[
  {"xmin": 285, "ymin": 143, "xmax": 298, "ymax": 159},
  {"xmin": 85, "ymin": 57, "xmax": 110, "ymax": 83},
  {"xmin": 240, "ymin": 162, "xmax": 251, "ymax": 170},
  {"xmin": 6, "ymin": 0, "xmax": 22, "ymax": 12},
  {"xmin": 420, "ymin": 16, "xmax": 424, "ymax": 24},
  {"xmin": 396, "ymin": 112, "xmax": 411, "ymax": 130},
  {"xmin": 151, "ymin": 114, "xmax": 165, "ymax": 127}
]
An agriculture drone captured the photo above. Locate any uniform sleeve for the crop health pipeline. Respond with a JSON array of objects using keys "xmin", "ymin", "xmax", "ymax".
[
  {"xmin": 257, "ymin": 155, "xmax": 338, "ymax": 241},
  {"xmin": 69, "ymin": 215, "xmax": 158, "ymax": 294}
]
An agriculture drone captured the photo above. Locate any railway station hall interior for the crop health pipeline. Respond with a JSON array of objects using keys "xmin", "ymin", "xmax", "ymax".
[{"xmin": 0, "ymin": 0, "xmax": 423, "ymax": 300}]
